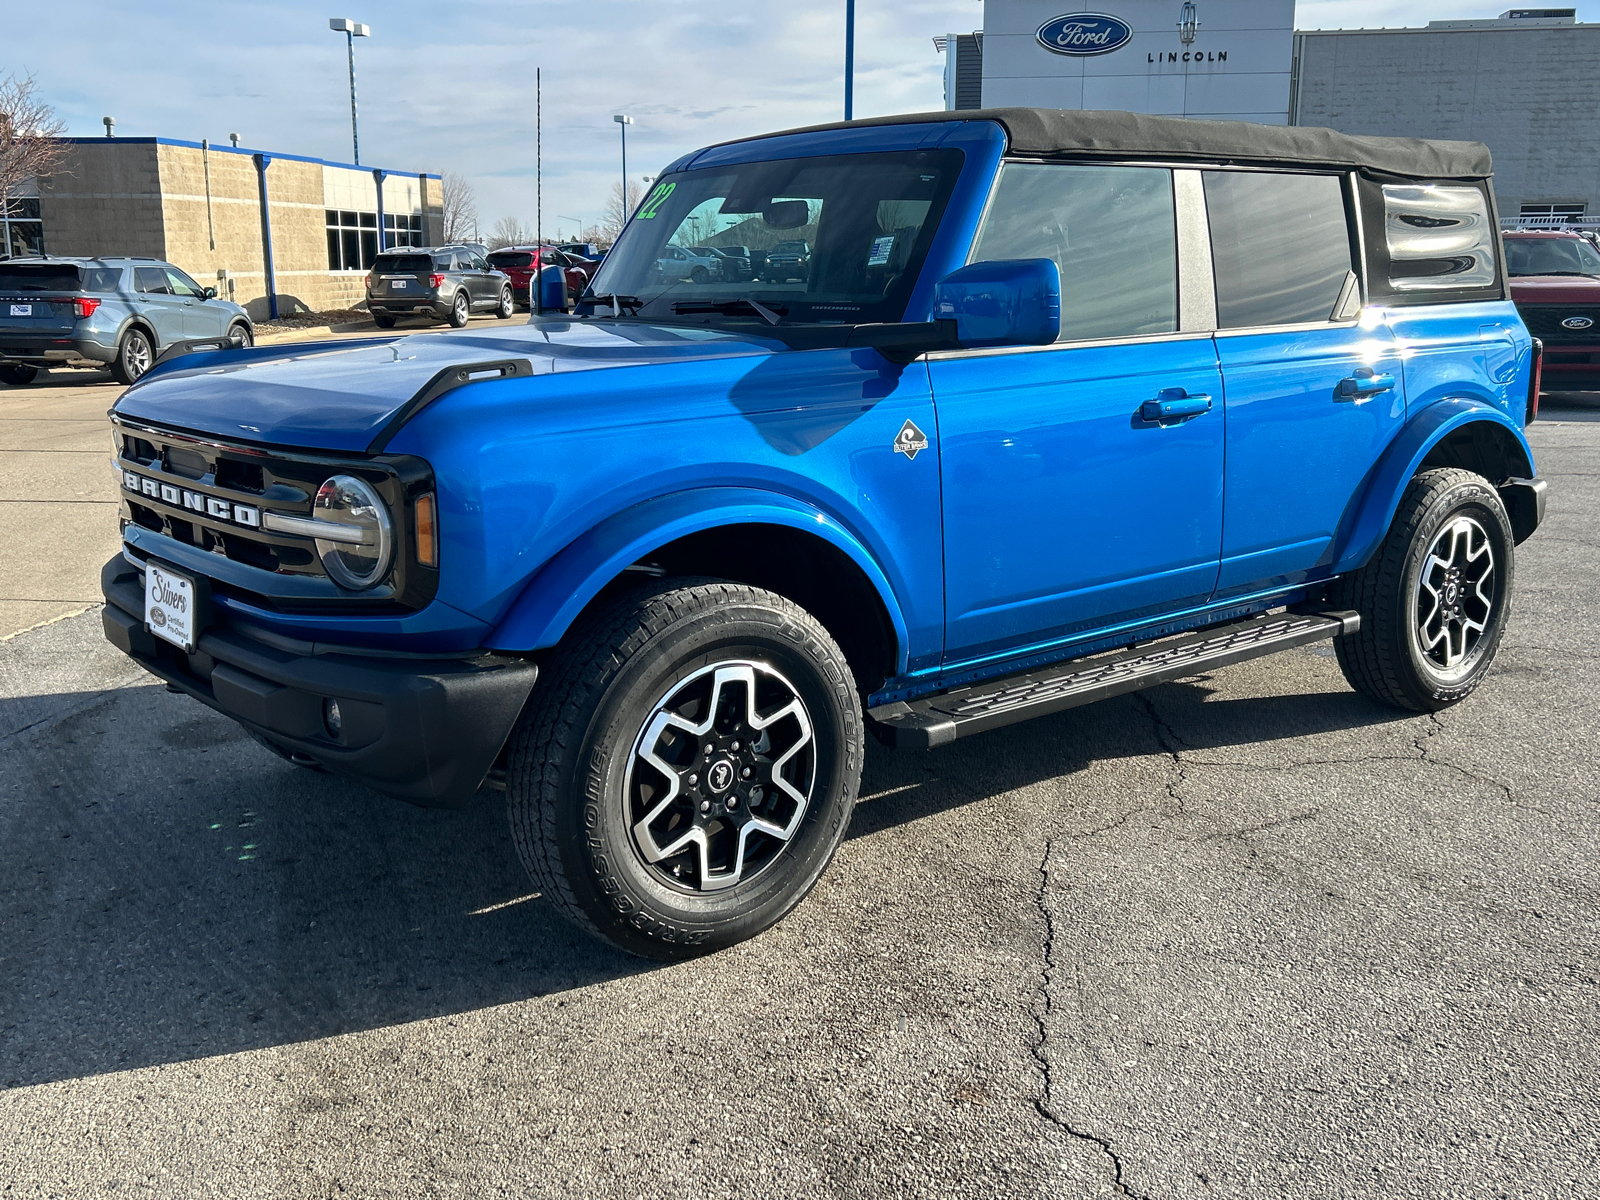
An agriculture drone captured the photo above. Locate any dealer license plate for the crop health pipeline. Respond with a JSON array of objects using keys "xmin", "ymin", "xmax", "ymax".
[
  {"xmin": 10, "ymin": 303, "xmax": 32, "ymax": 316},
  {"xmin": 146, "ymin": 562, "xmax": 199, "ymax": 652}
]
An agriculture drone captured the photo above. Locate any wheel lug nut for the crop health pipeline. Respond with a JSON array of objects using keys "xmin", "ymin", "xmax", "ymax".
[
  {"xmin": 741, "ymin": 767, "xmax": 752, "ymax": 779},
  {"xmin": 727, "ymin": 796, "xmax": 738, "ymax": 809},
  {"xmin": 699, "ymin": 799, "xmax": 711, "ymax": 814},
  {"xmin": 687, "ymin": 773, "xmax": 697, "ymax": 786},
  {"xmin": 730, "ymin": 740, "xmax": 740, "ymax": 752}
]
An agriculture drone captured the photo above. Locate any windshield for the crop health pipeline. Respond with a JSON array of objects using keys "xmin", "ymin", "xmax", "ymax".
[
  {"xmin": 587, "ymin": 148, "xmax": 963, "ymax": 324},
  {"xmin": 1505, "ymin": 236, "xmax": 1600, "ymax": 277}
]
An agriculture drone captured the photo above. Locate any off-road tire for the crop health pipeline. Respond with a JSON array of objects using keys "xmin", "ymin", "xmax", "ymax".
[
  {"xmin": 496, "ymin": 287, "xmax": 515, "ymax": 319},
  {"xmin": 0, "ymin": 363, "xmax": 39, "ymax": 386},
  {"xmin": 373, "ymin": 313, "xmax": 397, "ymax": 329},
  {"xmin": 447, "ymin": 290, "xmax": 471, "ymax": 328},
  {"xmin": 505, "ymin": 578, "xmax": 863, "ymax": 959},
  {"xmin": 1332, "ymin": 467, "xmax": 1515, "ymax": 712},
  {"xmin": 111, "ymin": 327, "xmax": 154, "ymax": 386}
]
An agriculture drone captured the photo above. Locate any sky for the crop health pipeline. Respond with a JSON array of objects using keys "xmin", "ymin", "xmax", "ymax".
[{"xmin": 11, "ymin": 0, "xmax": 1600, "ymax": 240}]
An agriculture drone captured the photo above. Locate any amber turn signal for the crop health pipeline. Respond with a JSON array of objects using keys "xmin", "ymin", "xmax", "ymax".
[{"xmin": 415, "ymin": 492, "xmax": 438, "ymax": 567}]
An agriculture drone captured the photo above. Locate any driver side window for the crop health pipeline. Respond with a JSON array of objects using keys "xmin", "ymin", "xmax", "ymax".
[{"xmin": 970, "ymin": 163, "xmax": 1178, "ymax": 342}]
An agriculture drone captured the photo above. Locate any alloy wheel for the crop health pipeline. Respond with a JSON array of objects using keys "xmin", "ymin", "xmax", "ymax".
[
  {"xmin": 624, "ymin": 660, "xmax": 816, "ymax": 893},
  {"xmin": 1413, "ymin": 514, "xmax": 1496, "ymax": 676},
  {"xmin": 124, "ymin": 332, "xmax": 152, "ymax": 379}
]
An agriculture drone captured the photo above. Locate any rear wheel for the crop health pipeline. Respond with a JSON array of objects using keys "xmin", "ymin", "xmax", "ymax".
[
  {"xmin": 111, "ymin": 327, "xmax": 154, "ymax": 386},
  {"xmin": 448, "ymin": 290, "xmax": 471, "ymax": 328},
  {"xmin": 0, "ymin": 363, "xmax": 39, "ymax": 386},
  {"xmin": 497, "ymin": 286, "xmax": 515, "ymax": 319},
  {"xmin": 505, "ymin": 579, "xmax": 863, "ymax": 959},
  {"xmin": 1332, "ymin": 468, "xmax": 1515, "ymax": 712},
  {"xmin": 689, "ymin": 266, "xmax": 709, "ymax": 284}
]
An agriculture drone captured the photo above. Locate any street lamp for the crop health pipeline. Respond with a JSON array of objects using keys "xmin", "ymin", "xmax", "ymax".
[
  {"xmin": 328, "ymin": 18, "xmax": 371, "ymax": 165},
  {"xmin": 613, "ymin": 114, "xmax": 633, "ymax": 218}
]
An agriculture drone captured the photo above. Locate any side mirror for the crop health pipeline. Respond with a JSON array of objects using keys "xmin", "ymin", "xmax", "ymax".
[
  {"xmin": 536, "ymin": 263, "xmax": 568, "ymax": 313},
  {"xmin": 202, "ymin": 287, "xmax": 218, "ymax": 300},
  {"xmin": 932, "ymin": 258, "xmax": 1060, "ymax": 348}
]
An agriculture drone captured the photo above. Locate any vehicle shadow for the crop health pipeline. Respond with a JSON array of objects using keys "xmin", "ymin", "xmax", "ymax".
[{"xmin": 0, "ymin": 671, "xmax": 1398, "ymax": 1089}]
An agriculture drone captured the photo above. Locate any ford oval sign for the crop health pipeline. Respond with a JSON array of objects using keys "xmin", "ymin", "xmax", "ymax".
[
  {"xmin": 1037, "ymin": 13, "xmax": 1134, "ymax": 56},
  {"xmin": 1561, "ymin": 315, "xmax": 1594, "ymax": 330}
]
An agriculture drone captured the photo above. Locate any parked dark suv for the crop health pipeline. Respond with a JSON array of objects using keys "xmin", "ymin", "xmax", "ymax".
[
  {"xmin": 1504, "ymin": 229, "xmax": 1600, "ymax": 394},
  {"xmin": 365, "ymin": 246, "xmax": 514, "ymax": 328},
  {"xmin": 0, "ymin": 256, "xmax": 253, "ymax": 386}
]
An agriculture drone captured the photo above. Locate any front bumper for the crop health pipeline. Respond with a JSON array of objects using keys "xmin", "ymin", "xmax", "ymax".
[
  {"xmin": 101, "ymin": 555, "xmax": 538, "ymax": 807},
  {"xmin": 1538, "ymin": 346, "xmax": 1600, "ymax": 390}
]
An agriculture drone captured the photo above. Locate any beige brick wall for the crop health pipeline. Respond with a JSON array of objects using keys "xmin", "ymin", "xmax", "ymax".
[{"xmin": 35, "ymin": 140, "xmax": 445, "ymax": 322}]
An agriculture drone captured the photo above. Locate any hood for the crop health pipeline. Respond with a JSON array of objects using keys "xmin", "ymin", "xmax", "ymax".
[
  {"xmin": 1508, "ymin": 275, "xmax": 1600, "ymax": 305},
  {"xmin": 113, "ymin": 319, "xmax": 783, "ymax": 453}
]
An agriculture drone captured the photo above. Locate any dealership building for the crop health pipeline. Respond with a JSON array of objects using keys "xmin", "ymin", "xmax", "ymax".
[
  {"xmin": 15, "ymin": 137, "xmax": 442, "ymax": 319},
  {"xmin": 940, "ymin": 3, "xmax": 1600, "ymax": 221}
]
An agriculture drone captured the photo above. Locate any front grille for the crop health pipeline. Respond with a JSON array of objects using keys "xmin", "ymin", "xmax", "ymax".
[
  {"xmin": 1515, "ymin": 304, "xmax": 1600, "ymax": 344},
  {"xmin": 111, "ymin": 417, "xmax": 437, "ymax": 612}
]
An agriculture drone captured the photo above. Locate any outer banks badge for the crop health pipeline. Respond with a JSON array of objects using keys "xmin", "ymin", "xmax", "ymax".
[{"xmin": 893, "ymin": 419, "xmax": 929, "ymax": 460}]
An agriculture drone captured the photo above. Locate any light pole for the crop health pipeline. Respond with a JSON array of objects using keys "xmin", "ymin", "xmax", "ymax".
[
  {"xmin": 328, "ymin": 18, "xmax": 371, "ymax": 165},
  {"xmin": 613, "ymin": 114, "xmax": 633, "ymax": 220},
  {"xmin": 844, "ymin": 0, "xmax": 855, "ymax": 120}
]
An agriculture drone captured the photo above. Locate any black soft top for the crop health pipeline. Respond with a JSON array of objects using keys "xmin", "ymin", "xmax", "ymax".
[{"xmin": 735, "ymin": 107, "xmax": 1492, "ymax": 182}]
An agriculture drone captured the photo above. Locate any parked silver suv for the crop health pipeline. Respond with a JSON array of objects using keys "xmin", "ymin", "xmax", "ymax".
[
  {"xmin": 365, "ymin": 245, "xmax": 515, "ymax": 328},
  {"xmin": 0, "ymin": 257, "xmax": 254, "ymax": 386}
]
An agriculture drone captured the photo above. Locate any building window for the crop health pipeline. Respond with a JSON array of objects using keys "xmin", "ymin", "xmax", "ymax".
[
  {"xmin": 383, "ymin": 212, "xmax": 424, "ymax": 248},
  {"xmin": 2, "ymin": 197, "xmax": 46, "ymax": 258},
  {"xmin": 1519, "ymin": 203, "xmax": 1586, "ymax": 228},
  {"xmin": 325, "ymin": 209, "xmax": 379, "ymax": 270}
]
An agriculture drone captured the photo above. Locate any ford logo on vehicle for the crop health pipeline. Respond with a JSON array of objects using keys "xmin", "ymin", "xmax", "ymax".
[
  {"xmin": 1037, "ymin": 13, "xmax": 1134, "ymax": 56},
  {"xmin": 1561, "ymin": 315, "xmax": 1594, "ymax": 330}
]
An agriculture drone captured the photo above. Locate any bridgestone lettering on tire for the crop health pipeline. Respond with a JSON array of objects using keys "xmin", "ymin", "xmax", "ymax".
[
  {"xmin": 1332, "ymin": 467, "xmax": 1515, "ymax": 712},
  {"xmin": 504, "ymin": 579, "xmax": 863, "ymax": 959}
]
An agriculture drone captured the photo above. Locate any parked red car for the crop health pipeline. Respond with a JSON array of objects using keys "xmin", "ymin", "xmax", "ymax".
[
  {"xmin": 1505, "ymin": 229, "xmax": 1600, "ymax": 393},
  {"xmin": 485, "ymin": 246, "xmax": 593, "ymax": 309}
]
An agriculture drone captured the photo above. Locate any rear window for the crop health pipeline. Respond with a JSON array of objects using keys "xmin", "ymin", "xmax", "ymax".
[
  {"xmin": 375, "ymin": 255, "xmax": 432, "ymax": 273},
  {"xmin": 489, "ymin": 252, "xmax": 534, "ymax": 269},
  {"xmin": 1382, "ymin": 184, "xmax": 1496, "ymax": 291},
  {"xmin": 0, "ymin": 264, "xmax": 82, "ymax": 292},
  {"xmin": 1204, "ymin": 171, "xmax": 1354, "ymax": 328}
]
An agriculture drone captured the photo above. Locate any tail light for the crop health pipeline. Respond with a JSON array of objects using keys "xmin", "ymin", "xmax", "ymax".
[
  {"xmin": 364, "ymin": 272, "xmax": 374, "ymax": 289},
  {"xmin": 414, "ymin": 492, "xmax": 438, "ymax": 567},
  {"xmin": 72, "ymin": 296, "xmax": 102, "ymax": 319},
  {"xmin": 428, "ymin": 273, "xmax": 445, "ymax": 289},
  {"xmin": 1527, "ymin": 337, "xmax": 1543, "ymax": 424}
]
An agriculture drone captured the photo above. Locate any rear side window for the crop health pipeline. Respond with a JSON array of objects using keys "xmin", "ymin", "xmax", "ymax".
[
  {"xmin": 1382, "ymin": 184, "xmax": 1496, "ymax": 291},
  {"xmin": 971, "ymin": 162, "xmax": 1177, "ymax": 342},
  {"xmin": 0, "ymin": 264, "xmax": 81, "ymax": 292},
  {"xmin": 375, "ymin": 255, "xmax": 431, "ymax": 273},
  {"xmin": 82, "ymin": 267, "xmax": 124, "ymax": 292},
  {"xmin": 1204, "ymin": 171, "xmax": 1354, "ymax": 328},
  {"xmin": 134, "ymin": 267, "xmax": 171, "ymax": 294}
]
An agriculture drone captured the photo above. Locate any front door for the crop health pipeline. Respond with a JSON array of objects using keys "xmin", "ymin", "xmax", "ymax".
[
  {"xmin": 1201, "ymin": 169, "xmax": 1408, "ymax": 596},
  {"xmin": 933, "ymin": 163, "xmax": 1225, "ymax": 670},
  {"xmin": 162, "ymin": 267, "xmax": 218, "ymax": 338},
  {"xmin": 132, "ymin": 266, "xmax": 186, "ymax": 348}
]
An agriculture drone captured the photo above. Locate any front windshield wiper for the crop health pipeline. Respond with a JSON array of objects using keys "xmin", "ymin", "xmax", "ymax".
[
  {"xmin": 583, "ymin": 294, "xmax": 644, "ymax": 316},
  {"xmin": 671, "ymin": 298, "xmax": 789, "ymax": 326}
]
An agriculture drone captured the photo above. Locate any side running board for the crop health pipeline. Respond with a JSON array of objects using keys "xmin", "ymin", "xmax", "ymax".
[{"xmin": 869, "ymin": 610, "xmax": 1360, "ymax": 749}]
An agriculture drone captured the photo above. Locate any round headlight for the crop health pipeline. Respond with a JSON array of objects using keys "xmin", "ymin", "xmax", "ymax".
[{"xmin": 313, "ymin": 474, "xmax": 393, "ymax": 590}]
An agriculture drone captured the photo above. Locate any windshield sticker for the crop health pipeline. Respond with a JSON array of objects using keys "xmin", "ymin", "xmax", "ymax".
[
  {"xmin": 867, "ymin": 236, "xmax": 895, "ymax": 266},
  {"xmin": 637, "ymin": 182, "xmax": 676, "ymax": 220}
]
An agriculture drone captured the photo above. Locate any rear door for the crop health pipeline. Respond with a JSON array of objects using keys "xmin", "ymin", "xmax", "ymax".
[
  {"xmin": 1205, "ymin": 169, "xmax": 1406, "ymax": 597},
  {"xmin": 132, "ymin": 266, "xmax": 186, "ymax": 347},
  {"xmin": 0, "ymin": 262, "xmax": 81, "ymax": 339}
]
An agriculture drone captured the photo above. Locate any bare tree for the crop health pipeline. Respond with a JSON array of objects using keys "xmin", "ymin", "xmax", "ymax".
[
  {"xmin": 486, "ymin": 214, "xmax": 536, "ymax": 250},
  {"xmin": 440, "ymin": 171, "xmax": 478, "ymax": 244},
  {"xmin": 0, "ymin": 72, "xmax": 69, "ymax": 210},
  {"xmin": 599, "ymin": 180, "xmax": 644, "ymax": 244}
]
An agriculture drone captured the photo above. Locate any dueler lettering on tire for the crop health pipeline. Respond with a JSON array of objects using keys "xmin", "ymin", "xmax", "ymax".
[
  {"xmin": 504, "ymin": 579, "xmax": 862, "ymax": 959},
  {"xmin": 1333, "ymin": 468, "xmax": 1515, "ymax": 712}
]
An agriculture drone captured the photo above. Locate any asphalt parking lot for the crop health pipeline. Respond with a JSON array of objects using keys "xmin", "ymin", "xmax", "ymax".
[{"xmin": 1, "ymin": 373, "xmax": 1597, "ymax": 1198}]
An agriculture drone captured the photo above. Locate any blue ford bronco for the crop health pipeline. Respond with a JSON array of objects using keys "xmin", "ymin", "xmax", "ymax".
[{"xmin": 102, "ymin": 109, "xmax": 1546, "ymax": 958}]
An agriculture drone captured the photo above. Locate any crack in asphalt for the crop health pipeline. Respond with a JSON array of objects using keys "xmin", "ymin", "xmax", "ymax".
[
  {"xmin": 1413, "ymin": 711, "xmax": 1525, "ymax": 809},
  {"xmin": 1031, "ymin": 838, "xmax": 1152, "ymax": 1200}
]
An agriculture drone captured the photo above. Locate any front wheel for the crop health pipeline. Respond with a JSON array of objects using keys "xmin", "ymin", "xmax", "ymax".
[
  {"xmin": 228, "ymin": 322, "xmax": 253, "ymax": 348},
  {"xmin": 505, "ymin": 579, "xmax": 863, "ymax": 959},
  {"xmin": 496, "ymin": 287, "xmax": 515, "ymax": 319},
  {"xmin": 0, "ymin": 363, "xmax": 39, "ymax": 386},
  {"xmin": 447, "ymin": 290, "xmax": 471, "ymax": 328},
  {"xmin": 1332, "ymin": 467, "xmax": 1515, "ymax": 712}
]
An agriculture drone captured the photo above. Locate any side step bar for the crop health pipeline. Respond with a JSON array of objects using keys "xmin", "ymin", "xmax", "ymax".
[{"xmin": 869, "ymin": 610, "xmax": 1361, "ymax": 750}]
